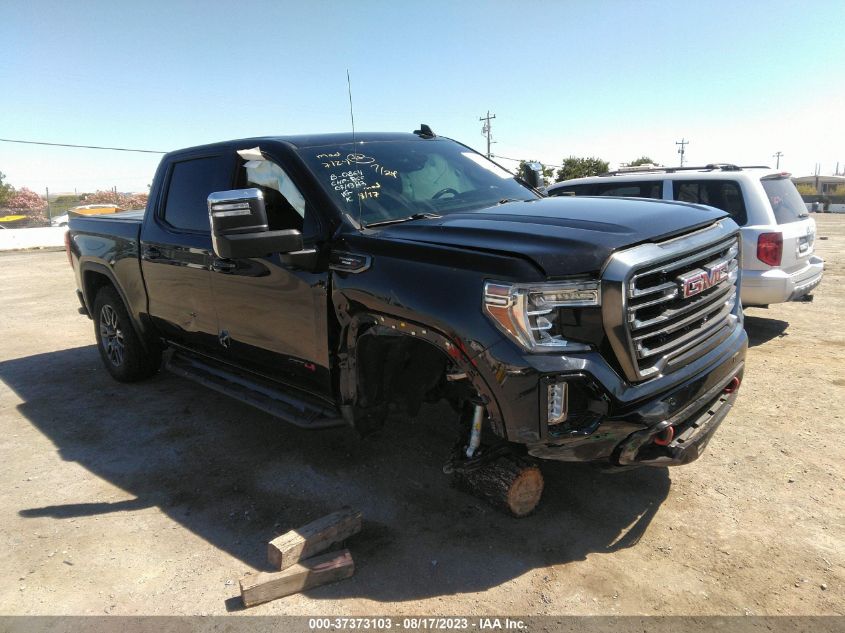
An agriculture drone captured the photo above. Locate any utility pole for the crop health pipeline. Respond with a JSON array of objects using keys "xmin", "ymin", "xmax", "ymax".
[
  {"xmin": 675, "ymin": 138, "xmax": 689, "ymax": 167},
  {"xmin": 46, "ymin": 187, "xmax": 51, "ymax": 223},
  {"xmin": 773, "ymin": 151, "xmax": 783, "ymax": 169},
  {"xmin": 479, "ymin": 111, "xmax": 496, "ymax": 159}
]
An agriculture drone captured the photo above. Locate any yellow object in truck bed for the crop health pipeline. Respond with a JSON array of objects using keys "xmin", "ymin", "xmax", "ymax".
[{"xmin": 68, "ymin": 204, "xmax": 123, "ymax": 216}]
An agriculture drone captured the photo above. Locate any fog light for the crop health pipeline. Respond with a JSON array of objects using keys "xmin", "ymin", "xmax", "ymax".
[{"xmin": 547, "ymin": 382, "xmax": 568, "ymax": 426}]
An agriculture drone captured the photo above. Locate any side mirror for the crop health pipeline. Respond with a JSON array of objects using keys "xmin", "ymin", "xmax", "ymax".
[
  {"xmin": 207, "ymin": 188, "xmax": 303, "ymax": 259},
  {"xmin": 524, "ymin": 162, "xmax": 545, "ymax": 189}
]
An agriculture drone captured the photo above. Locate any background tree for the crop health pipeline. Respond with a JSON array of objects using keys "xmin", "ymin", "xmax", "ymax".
[
  {"xmin": 8, "ymin": 187, "xmax": 47, "ymax": 211},
  {"xmin": 627, "ymin": 156, "xmax": 658, "ymax": 167},
  {"xmin": 82, "ymin": 190, "xmax": 149, "ymax": 209},
  {"xmin": 7, "ymin": 187, "xmax": 48, "ymax": 223},
  {"xmin": 514, "ymin": 160, "xmax": 555, "ymax": 186},
  {"xmin": 554, "ymin": 156, "xmax": 609, "ymax": 182},
  {"xmin": 0, "ymin": 171, "xmax": 15, "ymax": 208},
  {"xmin": 795, "ymin": 183, "xmax": 817, "ymax": 196}
]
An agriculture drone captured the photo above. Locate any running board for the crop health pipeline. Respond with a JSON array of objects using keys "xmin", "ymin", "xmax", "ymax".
[{"xmin": 164, "ymin": 350, "xmax": 345, "ymax": 429}]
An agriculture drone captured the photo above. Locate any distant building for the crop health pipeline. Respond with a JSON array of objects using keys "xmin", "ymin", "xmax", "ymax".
[{"xmin": 792, "ymin": 175, "xmax": 845, "ymax": 195}]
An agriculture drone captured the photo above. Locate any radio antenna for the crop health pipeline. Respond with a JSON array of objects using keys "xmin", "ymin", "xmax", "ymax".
[{"xmin": 347, "ymin": 70, "xmax": 364, "ymax": 228}]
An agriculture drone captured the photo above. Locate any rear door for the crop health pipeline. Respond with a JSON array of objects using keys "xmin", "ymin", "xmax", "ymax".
[{"xmin": 141, "ymin": 152, "xmax": 235, "ymax": 356}]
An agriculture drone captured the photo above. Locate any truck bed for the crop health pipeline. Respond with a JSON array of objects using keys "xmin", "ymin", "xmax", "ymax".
[{"xmin": 69, "ymin": 209, "xmax": 144, "ymax": 234}]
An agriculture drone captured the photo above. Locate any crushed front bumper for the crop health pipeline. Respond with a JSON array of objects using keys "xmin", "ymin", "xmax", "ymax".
[
  {"xmin": 614, "ymin": 368, "xmax": 742, "ymax": 467},
  {"xmin": 521, "ymin": 328, "xmax": 746, "ymax": 467}
]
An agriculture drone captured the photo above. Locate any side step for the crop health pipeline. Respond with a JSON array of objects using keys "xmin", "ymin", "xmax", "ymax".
[{"xmin": 164, "ymin": 350, "xmax": 345, "ymax": 429}]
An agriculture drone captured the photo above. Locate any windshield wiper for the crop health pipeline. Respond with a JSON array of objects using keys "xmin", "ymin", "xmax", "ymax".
[
  {"xmin": 364, "ymin": 213, "xmax": 441, "ymax": 228},
  {"xmin": 497, "ymin": 198, "xmax": 534, "ymax": 205}
]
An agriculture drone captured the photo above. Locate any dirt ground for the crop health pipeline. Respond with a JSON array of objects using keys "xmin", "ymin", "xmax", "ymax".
[{"xmin": 0, "ymin": 216, "xmax": 843, "ymax": 617}]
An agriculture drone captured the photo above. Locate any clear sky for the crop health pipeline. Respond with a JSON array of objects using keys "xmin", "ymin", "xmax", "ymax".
[{"xmin": 2, "ymin": 0, "xmax": 843, "ymax": 193}]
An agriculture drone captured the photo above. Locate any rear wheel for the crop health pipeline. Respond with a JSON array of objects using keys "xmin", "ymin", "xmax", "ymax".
[{"xmin": 93, "ymin": 286, "xmax": 160, "ymax": 382}]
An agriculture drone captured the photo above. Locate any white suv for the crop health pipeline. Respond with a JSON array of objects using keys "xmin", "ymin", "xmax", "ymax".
[{"xmin": 547, "ymin": 165, "xmax": 824, "ymax": 306}]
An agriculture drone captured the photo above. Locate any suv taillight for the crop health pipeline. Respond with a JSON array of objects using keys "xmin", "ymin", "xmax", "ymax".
[
  {"xmin": 64, "ymin": 230, "xmax": 73, "ymax": 267},
  {"xmin": 757, "ymin": 232, "xmax": 782, "ymax": 266}
]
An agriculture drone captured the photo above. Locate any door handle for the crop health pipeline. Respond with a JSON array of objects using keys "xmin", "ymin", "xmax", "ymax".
[
  {"xmin": 211, "ymin": 258, "xmax": 237, "ymax": 273},
  {"xmin": 143, "ymin": 246, "xmax": 162, "ymax": 260}
]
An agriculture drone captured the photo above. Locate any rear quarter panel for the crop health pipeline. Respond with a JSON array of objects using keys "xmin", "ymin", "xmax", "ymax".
[{"xmin": 69, "ymin": 215, "xmax": 147, "ymax": 328}]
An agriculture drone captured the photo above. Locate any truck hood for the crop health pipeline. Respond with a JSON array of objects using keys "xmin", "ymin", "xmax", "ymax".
[{"xmin": 373, "ymin": 196, "xmax": 728, "ymax": 277}]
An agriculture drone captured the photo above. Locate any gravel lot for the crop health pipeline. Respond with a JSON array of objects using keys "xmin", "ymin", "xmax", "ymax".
[{"xmin": 1, "ymin": 216, "xmax": 843, "ymax": 616}]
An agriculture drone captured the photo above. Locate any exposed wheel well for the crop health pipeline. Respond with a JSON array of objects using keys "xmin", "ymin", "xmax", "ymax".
[
  {"xmin": 356, "ymin": 332, "xmax": 457, "ymax": 414},
  {"xmin": 346, "ymin": 320, "xmax": 487, "ymax": 437},
  {"xmin": 82, "ymin": 270, "xmax": 114, "ymax": 312}
]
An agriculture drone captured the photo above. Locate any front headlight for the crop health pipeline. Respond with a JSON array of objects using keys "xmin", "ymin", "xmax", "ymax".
[{"xmin": 483, "ymin": 280, "xmax": 600, "ymax": 352}]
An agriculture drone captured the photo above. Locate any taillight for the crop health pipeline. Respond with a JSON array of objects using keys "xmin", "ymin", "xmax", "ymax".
[
  {"xmin": 64, "ymin": 230, "xmax": 73, "ymax": 267},
  {"xmin": 757, "ymin": 232, "xmax": 782, "ymax": 266}
]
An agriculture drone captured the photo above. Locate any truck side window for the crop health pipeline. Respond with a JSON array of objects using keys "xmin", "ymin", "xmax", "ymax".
[
  {"xmin": 163, "ymin": 156, "xmax": 232, "ymax": 232},
  {"xmin": 237, "ymin": 159, "xmax": 316, "ymax": 237},
  {"xmin": 673, "ymin": 181, "xmax": 748, "ymax": 225}
]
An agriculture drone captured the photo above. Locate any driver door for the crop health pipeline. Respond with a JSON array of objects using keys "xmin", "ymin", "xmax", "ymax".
[{"xmin": 209, "ymin": 150, "xmax": 333, "ymax": 401}]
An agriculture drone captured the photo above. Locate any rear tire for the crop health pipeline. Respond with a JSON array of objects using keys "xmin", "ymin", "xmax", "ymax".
[{"xmin": 93, "ymin": 286, "xmax": 160, "ymax": 382}]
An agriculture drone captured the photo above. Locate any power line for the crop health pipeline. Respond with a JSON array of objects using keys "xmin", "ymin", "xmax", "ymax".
[{"xmin": 0, "ymin": 137, "xmax": 166, "ymax": 154}]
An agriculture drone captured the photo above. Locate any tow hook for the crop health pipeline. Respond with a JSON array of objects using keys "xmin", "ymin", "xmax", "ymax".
[
  {"xmin": 653, "ymin": 426, "xmax": 675, "ymax": 446},
  {"xmin": 723, "ymin": 376, "xmax": 741, "ymax": 394}
]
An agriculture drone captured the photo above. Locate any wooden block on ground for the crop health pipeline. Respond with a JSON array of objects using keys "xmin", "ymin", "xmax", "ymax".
[
  {"xmin": 240, "ymin": 548, "xmax": 354, "ymax": 607},
  {"xmin": 268, "ymin": 507, "xmax": 362, "ymax": 570},
  {"xmin": 453, "ymin": 454, "xmax": 544, "ymax": 517}
]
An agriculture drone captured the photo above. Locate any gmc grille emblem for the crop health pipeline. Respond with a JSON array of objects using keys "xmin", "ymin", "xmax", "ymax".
[{"xmin": 678, "ymin": 261, "xmax": 729, "ymax": 299}]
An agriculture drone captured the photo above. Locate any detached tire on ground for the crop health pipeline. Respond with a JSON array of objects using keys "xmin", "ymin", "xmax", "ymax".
[
  {"xmin": 453, "ymin": 454, "xmax": 544, "ymax": 517},
  {"xmin": 93, "ymin": 286, "xmax": 160, "ymax": 382}
]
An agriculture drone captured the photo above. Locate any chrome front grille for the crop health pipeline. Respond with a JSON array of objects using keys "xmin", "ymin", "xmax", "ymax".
[
  {"xmin": 602, "ymin": 221, "xmax": 742, "ymax": 383},
  {"xmin": 627, "ymin": 235, "xmax": 738, "ymax": 378}
]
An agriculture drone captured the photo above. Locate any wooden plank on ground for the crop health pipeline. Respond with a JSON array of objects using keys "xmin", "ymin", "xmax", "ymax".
[
  {"xmin": 268, "ymin": 507, "xmax": 362, "ymax": 570},
  {"xmin": 240, "ymin": 548, "xmax": 354, "ymax": 607}
]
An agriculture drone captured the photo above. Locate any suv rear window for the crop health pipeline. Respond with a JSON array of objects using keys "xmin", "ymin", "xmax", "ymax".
[
  {"xmin": 760, "ymin": 176, "xmax": 809, "ymax": 224},
  {"xmin": 672, "ymin": 180, "xmax": 747, "ymax": 225}
]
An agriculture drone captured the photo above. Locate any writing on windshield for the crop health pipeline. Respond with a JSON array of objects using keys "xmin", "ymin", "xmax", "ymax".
[{"xmin": 298, "ymin": 139, "xmax": 536, "ymax": 226}]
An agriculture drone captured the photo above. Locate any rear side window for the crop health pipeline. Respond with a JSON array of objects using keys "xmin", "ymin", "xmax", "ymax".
[
  {"xmin": 760, "ymin": 177, "xmax": 809, "ymax": 224},
  {"xmin": 591, "ymin": 181, "xmax": 662, "ymax": 198},
  {"xmin": 549, "ymin": 181, "xmax": 661, "ymax": 198},
  {"xmin": 163, "ymin": 156, "xmax": 232, "ymax": 232},
  {"xmin": 548, "ymin": 185, "xmax": 588, "ymax": 196},
  {"xmin": 673, "ymin": 180, "xmax": 747, "ymax": 225}
]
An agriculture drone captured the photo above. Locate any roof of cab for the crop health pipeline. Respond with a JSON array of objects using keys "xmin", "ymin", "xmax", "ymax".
[{"xmin": 164, "ymin": 132, "xmax": 433, "ymax": 159}]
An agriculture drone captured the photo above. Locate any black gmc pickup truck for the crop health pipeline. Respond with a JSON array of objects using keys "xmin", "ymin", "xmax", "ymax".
[{"xmin": 68, "ymin": 128, "xmax": 747, "ymax": 514}]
